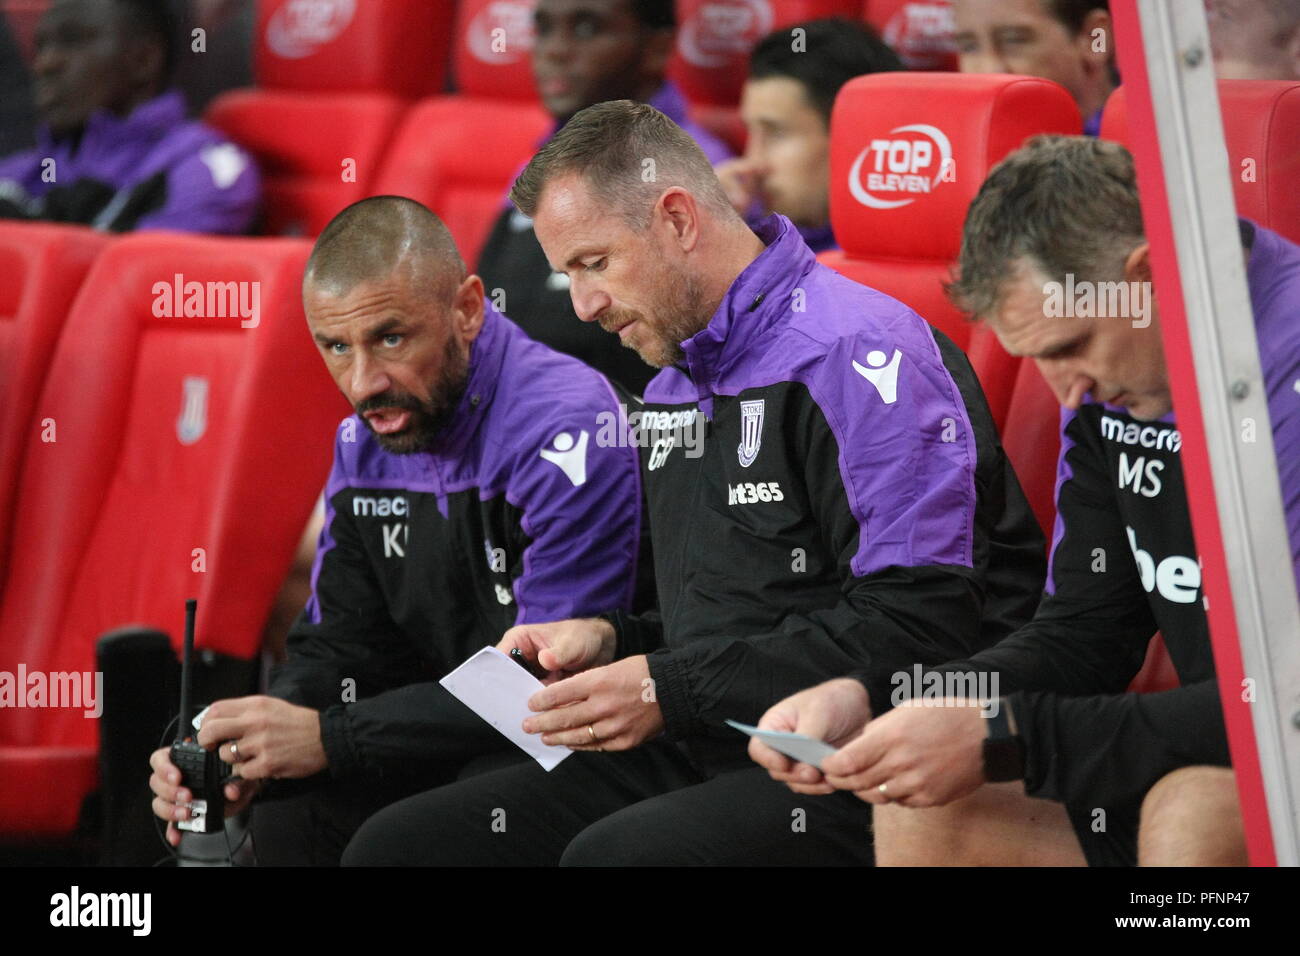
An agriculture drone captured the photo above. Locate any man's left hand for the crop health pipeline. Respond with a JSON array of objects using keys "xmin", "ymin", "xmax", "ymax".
[
  {"xmin": 522, "ymin": 655, "xmax": 662, "ymax": 751},
  {"xmin": 820, "ymin": 699, "xmax": 990, "ymax": 808},
  {"xmin": 196, "ymin": 695, "xmax": 327, "ymax": 781}
]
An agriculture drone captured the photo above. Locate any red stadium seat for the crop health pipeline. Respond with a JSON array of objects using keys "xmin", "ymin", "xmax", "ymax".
[
  {"xmin": 1001, "ymin": 360, "xmax": 1061, "ymax": 540},
  {"xmin": 1100, "ymin": 80, "xmax": 1300, "ymax": 244},
  {"xmin": 206, "ymin": 0, "xmax": 462, "ymax": 238},
  {"xmin": 373, "ymin": 0, "xmax": 550, "ymax": 265},
  {"xmin": 819, "ymin": 72, "xmax": 1080, "ymax": 350},
  {"xmin": 452, "ymin": 0, "xmax": 540, "ymax": 102},
  {"xmin": 372, "ymin": 99, "xmax": 550, "ymax": 267},
  {"xmin": 206, "ymin": 89, "xmax": 405, "ymax": 236},
  {"xmin": 253, "ymin": 0, "xmax": 456, "ymax": 98},
  {"xmin": 669, "ymin": 0, "xmax": 863, "ymax": 108},
  {"xmin": 0, "ymin": 223, "xmax": 109, "ymax": 590},
  {"xmin": 863, "ymin": 0, "xmax": 958, "ymax": 71},
  {"xmin": 2, "ymin": 0, "xmax": 48, "ymax": 62},
  {"xmin": 0, "ymin": 233, "xmax": 348, "ymax": 836}
]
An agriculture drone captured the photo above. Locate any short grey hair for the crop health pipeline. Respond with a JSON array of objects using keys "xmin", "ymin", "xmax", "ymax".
[
  {"xmin": 946, "ymin": 134, "xmax": 1146, "ymax": 320},
  {"xmin": 510, "ymin": 99, "xmax": 737, "ymax": 227}
]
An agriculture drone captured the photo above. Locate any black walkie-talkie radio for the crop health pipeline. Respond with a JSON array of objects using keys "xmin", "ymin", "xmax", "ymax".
[{"xmin": 170, "ymin": 598, "xmax": 231, "ymax": 833}]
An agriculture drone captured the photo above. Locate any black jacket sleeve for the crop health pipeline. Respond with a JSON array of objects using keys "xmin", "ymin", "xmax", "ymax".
[
  {"xmin": 268, "ymin": 492, "xmax": 504, "ymax": 780},
  {"xmin": 1008, "ymin": 679, "xmax": 1230, "ymax": 808},
  {"xmin": 854, "ymin": 407, "xmax": 1230, "ymax": 809}
]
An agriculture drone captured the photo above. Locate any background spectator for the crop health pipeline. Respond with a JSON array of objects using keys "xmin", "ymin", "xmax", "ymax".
[
  {"xmin": 0, "ymin": 0, "xmax": 259, "ymax": 233},
  {"xmin": 715, "ymin": 18, "xmax": 904, "ymax": 253},
  {"xmin": 952, "ymin": 0, "xmax": 1115, "ymax": 134},
  {"xmin": 1208, "ymin": 0, "xmax": 1300, "ymax": 79},
  {"xmin": 475, "ymin": 0, "xmax": 732, "ymax": 397}
]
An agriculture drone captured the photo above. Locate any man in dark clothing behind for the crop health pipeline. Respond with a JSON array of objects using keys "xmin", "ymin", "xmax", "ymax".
[
  {"xmin": 0, "ymin": 0, "xmax": 258, "ymax": 234},
  {"xmin": 342, "ymin": 102, "xmax": 1045, "ymax": 867},
  {"xmin": 475, "ymin": 0, "xmax": 733, "ymax": 397}
]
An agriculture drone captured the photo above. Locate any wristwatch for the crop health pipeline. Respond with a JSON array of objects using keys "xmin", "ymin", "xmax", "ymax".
[{"xmin": 982, "ymin": 697, "xmax": 1026, "ymax": 782}]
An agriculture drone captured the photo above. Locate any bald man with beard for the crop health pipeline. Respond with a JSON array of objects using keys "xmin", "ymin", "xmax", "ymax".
[{"xmin": 149, "ymin": 196, "xmax": 650, "ymax": 865}]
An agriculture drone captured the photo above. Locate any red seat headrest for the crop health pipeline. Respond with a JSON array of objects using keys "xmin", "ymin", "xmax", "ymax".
[
  {"xmin": 863, "ymin": 0, "xmax": 958, "ymax": 71},
  {"xmin": 254, "ymin": 0, "xmax": 455, "ymax": 97},
  {"xmin": 453, "ymin": 0, "xmax": 541, "ymax": 101},
  {"xmin": 830, "ymin": 72, "xmax": 1081, "ymax": 262},
  {"xmin": 1100, "ymin": 80, "xmax": 1300, "ymax": 244},
  {"xmin": 668, "ymin": 0, "xmax": 863, "ymax": 107}
]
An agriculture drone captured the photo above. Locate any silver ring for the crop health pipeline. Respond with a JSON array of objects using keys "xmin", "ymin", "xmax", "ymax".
[
  {"xmin": 878, "ymin": 782, "xmax": 889, "ymax": 798},
  {"xmin": 229, "ymin": 741, "xmax": 240, "ymax": 760}
]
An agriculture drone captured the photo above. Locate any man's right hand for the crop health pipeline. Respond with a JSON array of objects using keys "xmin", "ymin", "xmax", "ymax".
[
  {"xmin": 148, "ymin": 747, "xmax": 260, "ymax": 847},
  {"xmin": 714, "ymin": 157, "xmax": 767, "ymax": 216},
  {"xmin": 497, "ymin": 618, "xmax": 617, "ymax": 686},
  {"xmin": 748, "ymin": 678, "xmax": 874, "ymax": 795}
]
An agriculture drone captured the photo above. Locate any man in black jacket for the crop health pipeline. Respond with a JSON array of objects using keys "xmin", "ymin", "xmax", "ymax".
[
  {"xmin": 751, "ymin": 135, "xmax": 1300, "ymax": 866},
  {"xmin": 148, "ymin": 197, "xmax": 648, "ymax": 864},
  {"xmin": 341, "ymin": 102, "xmax": 1045, "ymax": 867}
]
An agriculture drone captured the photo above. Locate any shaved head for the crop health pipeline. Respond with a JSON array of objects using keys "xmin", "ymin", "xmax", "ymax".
[
  {"xmin": 303, "ymin": 196, "xmax": 485, "ymax": 454},
  {"xmin": 305, "ymin": 195, "xmax": 467, "ymax": 304}
]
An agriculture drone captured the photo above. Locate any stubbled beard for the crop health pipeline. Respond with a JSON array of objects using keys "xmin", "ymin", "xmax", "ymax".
[
  {"xmin": 600, "ymin": 270, "xmax": 709, "ymax": 368},
  {"xmin": 354, "ymin": 337, "xmax": 470, "ymax": 454}
]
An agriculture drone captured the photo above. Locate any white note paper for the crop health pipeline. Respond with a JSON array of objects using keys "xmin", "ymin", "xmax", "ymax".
[
  {"xmin": 440, "ymin": 646, "xmax": 572, "ymax": 771},
  {"xmin": 724, "ymin": 719, "xmax": 837, "ymax": 769}
]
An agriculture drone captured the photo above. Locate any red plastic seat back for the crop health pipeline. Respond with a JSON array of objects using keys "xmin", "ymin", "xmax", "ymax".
[
  {"xmin": 669, "ymin": 0, "xmax": 862, "ymax": 108},
  {"xmin": 206, "ymin": 89, "xmax": 405, "ymax": 236},
  {"xmin": 0, "ymin": 233, "xmax": 347, "ymax": 758},
  {"xmin": 1000, "ymin": 360, "xmax": 1061, "ymax": 540},
  {"xmin": 821, "ymin": 73, "xmax": 1080, "ymax": 348},
  {"xmin": 373, "ymin": 98, "xmax": 551, "ymax": 267},
  {"xmin": 862, "ymin": 0, "xmax": 957, "ymax": 71},
  {"xmin": 453, "ymin": 0, "xmax": 540, "ymax": 101},
  {"xmin": 0, "ymin": 223, "xmax": 108, "ymax": 585},
  {"xmin": 253, "ymin": 0, "xmax": 455, "ymax": 97},
  {"xmin": 1100, "ymin": 80, "xmax": 1300, "ymax": 244}
]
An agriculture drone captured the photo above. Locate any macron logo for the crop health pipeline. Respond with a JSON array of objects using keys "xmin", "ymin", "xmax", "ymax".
[
  {"xmin": 852, "ymin": 349, "xmax": 903, "ymax": 404},
  {"xmin": 199, "ymin": 143, "xmax": 248, "ymax": 190},
  {"xmin": 539, "ymin": 430, "xmax": 589, "ymax": 487}
]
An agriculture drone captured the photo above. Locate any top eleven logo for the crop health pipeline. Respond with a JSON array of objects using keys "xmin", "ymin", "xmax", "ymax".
[
  {"xmin": 677, "ymin": 0, "xmax": 773, "ymax": 68},
  {"xmin": 848, "ymin": 124, "xmax": 953, "ymax": 210},
  {"xmin": 266, "ymin": 0, "xmax": 356, "ymax": 59}
]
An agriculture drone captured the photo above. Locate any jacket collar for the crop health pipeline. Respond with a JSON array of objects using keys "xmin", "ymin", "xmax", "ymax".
[
  {"xmin": 425, "ymin": 304, "xmax": 508, "ymax": 459},
  {"xmin": 39, "ymin": 89, "xmax": 188, "ymax": 156},
  {"xmin": 678, "ymin": 214, "xmax": 816, "ymax": 416},
  {"xmin": 548, "ymin": 81, "xmax": 690, "ymax": 140}
]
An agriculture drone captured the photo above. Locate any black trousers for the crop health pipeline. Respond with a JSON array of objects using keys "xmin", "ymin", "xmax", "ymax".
[
  {"xmin": 249, "ymin": 751, "xmax": 527, "ymax": 866},
  {"xmin": 1065, "ymin": 798, "xmax": 1141, "ymax": 867},
  {"xmin": 341, "ymin": 741, "xmax": 876, "ymax": 866}
]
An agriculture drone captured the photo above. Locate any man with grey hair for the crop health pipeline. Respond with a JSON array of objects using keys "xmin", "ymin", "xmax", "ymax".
[
  {"xmin": 149, "ymin": 196, "xmax": 650, "ymax": 865},
  {"xmin": 342, "ymin": 102, "xmax": 1045, "ymax": 866},
  {"xmin": 1208, "ymin": 0, "xmax": 1300, "ymax": 79},
  {"xmin": 750, "ymin": 134, "xmax": 1300, "ymax": 866}
]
